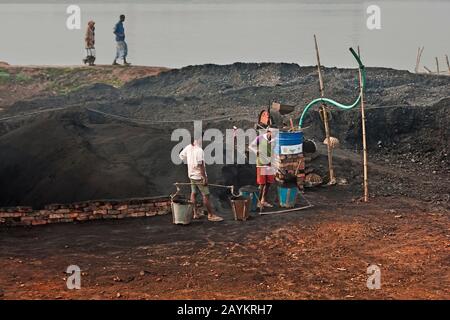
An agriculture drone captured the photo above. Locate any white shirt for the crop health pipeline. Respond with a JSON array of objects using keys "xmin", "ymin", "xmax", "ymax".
[{"xmin": 179, "ymin": 143, "xmax": 206, "ymax": 180}]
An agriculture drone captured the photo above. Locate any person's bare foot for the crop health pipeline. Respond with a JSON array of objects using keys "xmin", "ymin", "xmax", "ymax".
[
  {"xmin": 261, "ymin": 201, "xmax": 273, "ymax": 208},
  {"xmin": 208, "ymin": 214, "xmax": 224, "ymax": 222},
  {"xmin": 193, "ymin": 211, "xmax": 206, "ymax": 219}
]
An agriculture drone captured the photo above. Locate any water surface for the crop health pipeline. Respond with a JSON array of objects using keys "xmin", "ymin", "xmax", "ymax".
[{"xmin": 0, "ymin": 0, "xmax": 448, "ymax": 71}]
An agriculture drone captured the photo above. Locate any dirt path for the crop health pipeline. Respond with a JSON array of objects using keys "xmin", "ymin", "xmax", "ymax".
[{"xmin": 0, "ymin": 188, "xmax": 448, "ymax": 300}]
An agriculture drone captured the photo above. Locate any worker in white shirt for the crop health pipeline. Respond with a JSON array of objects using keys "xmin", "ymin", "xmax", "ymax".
[{"xmin": 179, "ymin": 136, "xmax": 224, "ymax": 222}]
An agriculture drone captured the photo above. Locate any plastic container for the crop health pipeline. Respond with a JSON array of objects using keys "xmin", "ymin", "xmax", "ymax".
[
  {"xmin": 273, "ymin": 131, "xmax": 304, "ymax": 155},
  {"xmin": 230, "ymin": 196, "xmax": 250, "ymax": 221},
  {"xmin": 239, "ymin": 186, "xmax": 259, "ymax": 212},
  {"xmin": 277, "ymin": 185, "xmax": 299, "ymax": 208},
  {"xmin": 171, "ymin": 197, "xmax": 193, "ymax": 225}
]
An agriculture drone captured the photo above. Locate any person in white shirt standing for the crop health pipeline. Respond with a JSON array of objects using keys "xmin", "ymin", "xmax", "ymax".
[{"xmin": 179, "ymin": 136, "xmax": 224, "ymax": 222}]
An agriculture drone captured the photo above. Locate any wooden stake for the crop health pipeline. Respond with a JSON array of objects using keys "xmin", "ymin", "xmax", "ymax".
[
  {"xmin": 314, "ymin": 34, "xmax": 335, "ymax": 185},
  {"xmin": 415, "ymin": 47, "xmax": 420, "ymax": 73},
  {"xmin": 358, "ymin": 46, "xmax": 369, "ymax": 202},
  {"xmin": 424, "ymin": 66, "xmax": 433, "ymax": 74},
  {"xmin": 436, "ymin": 57, "xmax": 440, "ymax": 74},
  {"xmin": 415, "ymin": 46, "xmax": 424, "ymax": 73},
  {"xmin": 446, "ymin": 55, "xmax": 450, "ymax": 74}
]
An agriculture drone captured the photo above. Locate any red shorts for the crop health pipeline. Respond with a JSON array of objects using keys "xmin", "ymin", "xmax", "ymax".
[{"xmin": 256, "ymin": 167, "xmax": 275, "ymax": 185}]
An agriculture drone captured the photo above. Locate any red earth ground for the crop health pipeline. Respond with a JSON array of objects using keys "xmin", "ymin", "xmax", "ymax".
[{"xmin": 0, "ymin": 187, "xmax": 448, "ymax": 300}]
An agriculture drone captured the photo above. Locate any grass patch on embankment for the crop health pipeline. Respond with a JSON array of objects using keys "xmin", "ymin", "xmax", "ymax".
[
  {"xmin": 0, "ymin": 68, "xmax": 11, "ymax": 84},
  {"xmin": 43, "ymin": 67, "xmax": 125, "ymax": 94},
  {"xmin": 0, "ymin": 68, "xmax": 33, "ymax": 84}
]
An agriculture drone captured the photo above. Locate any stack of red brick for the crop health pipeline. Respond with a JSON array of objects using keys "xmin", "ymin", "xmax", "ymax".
[
  {"xmin": 0, "ymin": 196, "xmax": 171, "ymax": 227},
  {"xmin": 272, "ymin": 153, "xmax": 305, "ymax": 189}
]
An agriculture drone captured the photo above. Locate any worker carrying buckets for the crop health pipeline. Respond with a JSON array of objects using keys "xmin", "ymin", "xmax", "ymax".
[
  {"xmin": 173, "ymin": 131, "xmax": 255, "ymax": 225},
  {"xmin": 176, "ymin": 134, "xmax": 224, "ymax": 223}
]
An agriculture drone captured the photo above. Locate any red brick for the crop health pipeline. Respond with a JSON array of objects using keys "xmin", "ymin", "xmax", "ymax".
[
  {"xmin": 0, "ymin": 212, "xmax": 23, "ymax": 218},
  {"xmin": 99, "ymin": 203, "xmax": 113, "ymax": 210},
  {"xmin": 76, "ymin": 214, "xmax": 89, "ymax": 221},
  {"xmin": 55, "ymin": 209, "xmax": 71, "ymax": 214},
  {"xmin": 131, "ymin": 212, "xmax": 145, "ymax": 217},
  {"xmin": 32, "ymin": 220, "xmax": 48, "ymax": 226},
  {"xmin": 64, "ymin": 213, "xmax": 80, "ymax": 219},
  {"xmin": 49, "ymin": 213, "xmax": 64, "ymax": 219},
  {"xmin": 93, "ymin": 209, "xmax": 107, "ymax": 215},
  {"xmin": 155, "ymin": 202, "xmax": 168, "ymax": 207}
]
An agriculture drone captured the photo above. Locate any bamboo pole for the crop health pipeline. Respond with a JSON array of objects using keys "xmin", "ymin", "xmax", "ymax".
[
  {"xmin": 415, "ymin": 46, "xmax": 424, "ymax": 73},
  {"xmin": 436, "ymin": 57, "xmax": 440, "ymax": 74},
  {"xmin": 446, "ymin": 55, "xmax": 450, "ymax": 73},
  {"xmin": 358, "ymin": 46, "xmax": 369, "ymax": 202},
  {"xmin": 415, "ymin": 47, "xmax": 420, "ymax": 73},
  {"xmin": 314, "ymin": 34, "xmax": 335, "ymax": 185}
]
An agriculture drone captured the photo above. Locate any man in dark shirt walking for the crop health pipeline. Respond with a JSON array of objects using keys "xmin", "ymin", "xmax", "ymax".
[{"xmin": 113, "ymin": 14, "xmax": 130, "ymax": 66}]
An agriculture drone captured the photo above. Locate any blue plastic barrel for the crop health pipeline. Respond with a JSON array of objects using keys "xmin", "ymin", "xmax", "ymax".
[
  {"xmin": 277, "ymin": 186, "xmax": 298, "ymax": 208},
  {"xmin": 273, "ymin": 131, "xmax": 304, "ymax": 155}
]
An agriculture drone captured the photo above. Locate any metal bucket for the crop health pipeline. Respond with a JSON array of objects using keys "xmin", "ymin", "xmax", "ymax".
[
  {"xmin": 171, "ymin": 197, "xmax": 193, "ymax": 225},
  {"xmin": 271, "ymin": 102, "xmax": 295, "ymax": 115},
  {"xmin": 230, "ymin": 196, "xmax": 250, "ymax": 221},
  {"xmin": 239, "ymin": 186, "xmax": 259, "ymax": 212},
  {"xmin": 277, "ymin": 185, "xmax": 299, "ymax": 208}
]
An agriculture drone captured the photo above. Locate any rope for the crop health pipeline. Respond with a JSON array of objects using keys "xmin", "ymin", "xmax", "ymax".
[{"xmin": 86, "ymin": 108, "xmax": 251, "ymax": 124}]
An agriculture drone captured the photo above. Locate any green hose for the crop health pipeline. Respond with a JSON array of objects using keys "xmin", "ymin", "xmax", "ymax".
[{"xmin": 298, "ymin": 47, "xmax": 366, "ymax": 128}]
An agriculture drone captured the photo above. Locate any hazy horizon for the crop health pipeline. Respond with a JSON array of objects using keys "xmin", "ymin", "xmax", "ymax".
[{"xmin": 1, "ymin": 1, "xmax": 449, "ymax": 71}]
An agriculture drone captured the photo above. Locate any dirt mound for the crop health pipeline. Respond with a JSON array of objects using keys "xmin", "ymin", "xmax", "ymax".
[{"xmin": 0, "ymin": 112, "xmax": 149, "ymax": 207}]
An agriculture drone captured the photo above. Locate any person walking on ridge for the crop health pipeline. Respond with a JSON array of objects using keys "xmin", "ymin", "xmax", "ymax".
[{"xmin": 113, "ymin": 14, "xmax": 130, "ymax": 66}]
